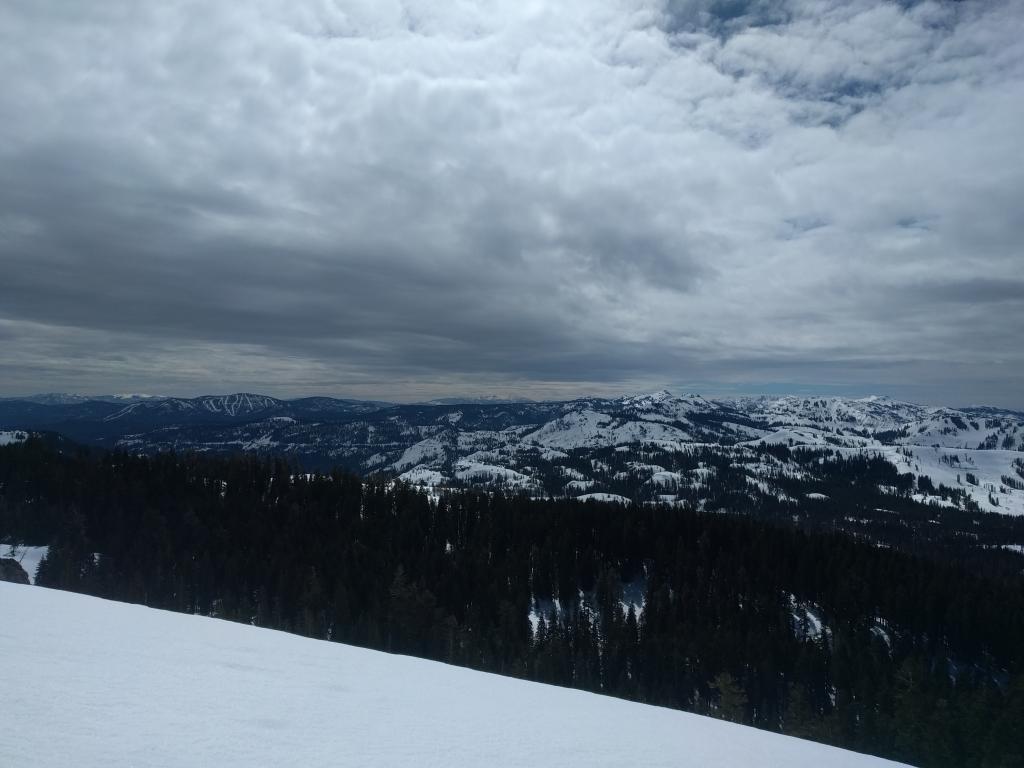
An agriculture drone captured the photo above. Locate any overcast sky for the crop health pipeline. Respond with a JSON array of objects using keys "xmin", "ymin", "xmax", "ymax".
[{"xmin": 1, "ymin": 0, "xmax": 1022, "ymax": 406}]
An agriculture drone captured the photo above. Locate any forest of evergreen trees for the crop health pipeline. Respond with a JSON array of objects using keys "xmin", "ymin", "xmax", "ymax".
[{"xmin": 2, "ymin": 437, "xmax": 1023, "ymax": 767}]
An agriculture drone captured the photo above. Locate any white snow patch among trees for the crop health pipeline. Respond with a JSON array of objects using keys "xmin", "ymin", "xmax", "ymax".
[
  {"xmin": 455, "ymin": 460, "xmax": 536, "ymax": 489},
  {"xmin": 575, "ymin": 492, "xmax": 632, "ymax": 504},
  {"xmin": 0, "ymin": 545, "xmax": 48, "ymax": 583},
  {"xmin": 399, "ymin": 467, "xmax": 447, "ymax": 486},
  {"xmin": 0, "ymin": 430, "xmax": 29, "ymax": 446},
  {"xmin": 393, "ymin": 438, "xmax": 448, "ymax": 471}
]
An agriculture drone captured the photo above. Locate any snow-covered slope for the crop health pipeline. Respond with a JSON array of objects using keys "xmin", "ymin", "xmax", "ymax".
[
  {"xmin": 103, "ymin": 392, "xmax": 286, "ymax": 421},
  {"xmin": 729, "ymin": 395, "xmax": 930, "ymax": 432},
  {"xmin": 1, "ymin": 583, "xmax": 905, "ymax": 768}
]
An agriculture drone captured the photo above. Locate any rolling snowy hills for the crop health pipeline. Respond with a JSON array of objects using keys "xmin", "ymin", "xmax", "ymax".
[
  {"xmin": 0, "ymin": 582, "xmax": 907, "ymax": 768},
  {"xmin": 2, "ymin": 391, "xmax": 1023, "ymax": 515}
]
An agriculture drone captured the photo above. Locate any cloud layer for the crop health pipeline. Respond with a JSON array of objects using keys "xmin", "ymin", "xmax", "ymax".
[{"xmin": 1, "ymin": 0, "xmax": 1022, "ymax": 404}]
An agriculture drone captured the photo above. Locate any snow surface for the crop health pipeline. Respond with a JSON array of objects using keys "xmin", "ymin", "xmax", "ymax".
[
  {"xmin": 398, "ymin": 466, "xmax": 447, "ymax": 486},
  {"xmin": 453, "ymin": 459, "xmax": 540, "ymax": 490},
  {"xmin": 841, "ymin": 445, "xmax": 1024, "ymax": 516},
  {"xmin": 0, "ymin": 583, "xmax": 906, "ymax": 768},
  {"xmin": 565, "ymin": 479, "xmax": 596, "ymax": 492},
  {"xmin": 648, "ymin": 470, "xmax": 683, "ymax": 487},
  {"xmin": 393, "ymin": 437, "xmax": 449, "ymax": 471},
  {"xmin": 524, "ymin": 409, "xmax": 691, "ymax": 450},
  {"xmin": 364, "ymin": 393, "xmax": 1022, "ymax": 517}
]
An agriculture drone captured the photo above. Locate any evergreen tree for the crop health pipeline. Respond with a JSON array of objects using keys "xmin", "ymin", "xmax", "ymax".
[{"xmin": 711, "ymin": 672, "xmax": 749, "ymax": 724}]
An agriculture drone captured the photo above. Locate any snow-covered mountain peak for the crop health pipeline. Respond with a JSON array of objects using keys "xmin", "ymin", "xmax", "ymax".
[
  {"xmin": 728, "ymin": 394, "xmax": 931, "ymax": 430},
  {"xmin": 617, "ymin": 390, "xmax": 717, "ymax": 418},
  {"xmin": 621, "ymin": 389, "xmax": 676, "ymax": 405}
]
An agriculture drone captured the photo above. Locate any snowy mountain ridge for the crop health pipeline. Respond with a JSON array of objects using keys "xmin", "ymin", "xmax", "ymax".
[{"xmin": 3, "ymin": 390, "xmax": 1023, "ymax": 515}]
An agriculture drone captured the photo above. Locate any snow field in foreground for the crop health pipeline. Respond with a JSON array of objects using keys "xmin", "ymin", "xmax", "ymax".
[{"xmin": 0, "ymin": 583, "xmax": 908, "ymax": 768}]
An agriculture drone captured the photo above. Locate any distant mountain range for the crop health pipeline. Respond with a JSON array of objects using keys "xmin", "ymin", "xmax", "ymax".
[
  {"xmin": 0, "ymin": 392, "xmax": 168, "ymax": 405},
  {"xmin": 2, "ymin": 390, "xmax": 1023, "ymax": 517}
]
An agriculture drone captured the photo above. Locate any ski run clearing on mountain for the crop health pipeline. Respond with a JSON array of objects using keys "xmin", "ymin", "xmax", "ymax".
[{"xmin": 1, "ymin": 583, "xmax": 906, "ymax": 768}]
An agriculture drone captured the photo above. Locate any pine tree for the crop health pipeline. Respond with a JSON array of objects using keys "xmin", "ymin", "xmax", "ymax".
[{"xmin": 711, "ymin": 672, "xmax": 748, "ymax": 724}]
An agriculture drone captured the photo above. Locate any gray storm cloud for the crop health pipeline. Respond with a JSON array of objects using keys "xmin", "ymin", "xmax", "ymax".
[{"xmin": 0, "ymin": 0, "xmax": 1021, "ymax": 405}]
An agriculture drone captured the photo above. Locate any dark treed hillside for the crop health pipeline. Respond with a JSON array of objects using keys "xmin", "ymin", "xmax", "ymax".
[{"xmin": 1, "ymin": 438, "xmax": 1022, "ymax": 767}]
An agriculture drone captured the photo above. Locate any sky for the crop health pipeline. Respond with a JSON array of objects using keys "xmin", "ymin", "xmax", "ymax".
[{"xmin": 1, "ymin": 0, "xmax": 1022, "ymax": 406}]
